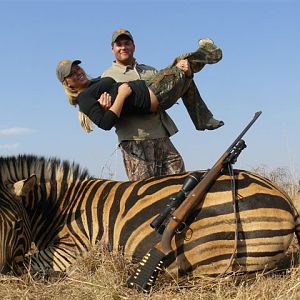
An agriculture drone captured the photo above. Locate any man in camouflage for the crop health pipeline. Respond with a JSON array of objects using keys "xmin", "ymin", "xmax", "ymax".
[{"xmin": 100, "ymin": 29, "xmax": 223, "ymax": 181}]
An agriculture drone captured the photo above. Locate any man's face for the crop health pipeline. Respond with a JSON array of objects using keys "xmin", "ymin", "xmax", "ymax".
[{"xmin": 112, "ymin": 36, "xmax": 135, "ymax": 65}]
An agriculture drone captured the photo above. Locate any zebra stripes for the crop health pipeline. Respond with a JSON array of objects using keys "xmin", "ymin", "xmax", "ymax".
[
  {"xmin": 0, "ymin": 154, "xmax": 299, "ymax": 278},
  {"xmin": 0, "ymin": 179, "xmax": 32, "ymax": 274}
]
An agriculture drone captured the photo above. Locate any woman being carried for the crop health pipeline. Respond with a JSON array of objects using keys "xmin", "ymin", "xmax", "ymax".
[{"xmin": 57, "ymin": 38, "xmax": 224, "ymax": 131}]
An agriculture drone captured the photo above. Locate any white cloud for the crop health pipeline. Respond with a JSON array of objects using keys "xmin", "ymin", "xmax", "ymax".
[
  {"xmin": 0, "ymin": 143, "xmax": 19, "ymax": 149},
  {"xmin": 0, "ymin": 127, "xmax": 36, "ymax": 136}
]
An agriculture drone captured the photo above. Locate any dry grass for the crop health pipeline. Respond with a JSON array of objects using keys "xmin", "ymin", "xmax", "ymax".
[
  {"xmin": 1, "ymin": 166, "xmax": 299, "ymax": 299},
  {"xmin": 1, "ymin": 242, "xmax": 300, "ymax": 300},
  {"xmin": 251, "ymin": 165, "xmax": 299, "ymax": 199}
]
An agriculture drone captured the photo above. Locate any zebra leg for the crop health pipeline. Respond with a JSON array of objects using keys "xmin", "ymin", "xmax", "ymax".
[
  {"xmin": 293, "ymin": 191, "xmax": 300, "ymax": 245},
  {"xmin": 294, "ymin": 214, "xmax": 300, "ymax": 246},
  {"xmin": 292, "ymin": 229, "xmax": 300, "ymax": 271},
  {"xmin": 25, "ymin": 238, "xmax": 80, "ymax": 273},
  {"xmin": 287, "ymin": 196, "xmax": 300, "ymax": 247}
]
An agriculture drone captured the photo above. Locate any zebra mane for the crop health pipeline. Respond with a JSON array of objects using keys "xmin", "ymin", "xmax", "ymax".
[{"xmin": 0, "ymin": 154, "xmax": 91, "ymax": 185}]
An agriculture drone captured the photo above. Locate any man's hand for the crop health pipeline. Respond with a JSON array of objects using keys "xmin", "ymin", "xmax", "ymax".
[
  {"xmin": 118, "ymin": 83, "xmax": 132, "ymax": 97},
  {"xmin": 98, "ymin": 92, "xmax": 112, "ymax": 110},
  {"xmin": 176, "ymin": 59, "xmax": 192, "ymax": 78},
  {"xmin": 109, "ymin": 83, "xmax": 132, "ymax": 117}
]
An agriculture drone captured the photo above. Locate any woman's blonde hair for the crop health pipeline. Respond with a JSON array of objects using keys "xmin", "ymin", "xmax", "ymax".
[{"xmin": 62, "ymin": 81, "xmax": 94, "ymax": 133}]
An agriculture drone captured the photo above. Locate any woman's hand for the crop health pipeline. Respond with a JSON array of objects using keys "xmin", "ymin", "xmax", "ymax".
[{"xmin": 98, "ymin": 92, "xmax": 112, "ymax": 110}]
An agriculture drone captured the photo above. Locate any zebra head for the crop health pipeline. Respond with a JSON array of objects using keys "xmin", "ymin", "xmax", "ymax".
[{"xmin": 0, "ymin": 175, "xmax": 35, "ymax": 274}]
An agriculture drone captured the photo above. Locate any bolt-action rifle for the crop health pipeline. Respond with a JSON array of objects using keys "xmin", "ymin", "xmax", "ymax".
[{"xmin": 127, "ymin": 111, "xmax": 262, "ymax": 292}]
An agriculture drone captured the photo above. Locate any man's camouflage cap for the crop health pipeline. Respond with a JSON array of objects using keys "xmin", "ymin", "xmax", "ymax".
[
  {"xmin": 56, "ymin": 59, "xmax": 81, "ymax": 82},
  {"xmin": 111, "ymin": 28, "xmax": 134, "ymax": 44}
]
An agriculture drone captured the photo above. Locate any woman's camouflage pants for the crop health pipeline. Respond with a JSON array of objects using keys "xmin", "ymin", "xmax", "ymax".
[{"xmin": 147, "ymin": 42, "xmax": 222, "ymax": 130}]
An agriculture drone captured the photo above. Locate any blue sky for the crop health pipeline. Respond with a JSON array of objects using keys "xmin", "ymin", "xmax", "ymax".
[{"xmin": 1, "ymin": 0, "xmax": 299, "ymax": 181}]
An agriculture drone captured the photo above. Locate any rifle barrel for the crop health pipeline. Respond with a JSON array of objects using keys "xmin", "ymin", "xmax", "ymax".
[{"xmin": 227, "ymin": 111, "xmax": 262, "ymax": 152}]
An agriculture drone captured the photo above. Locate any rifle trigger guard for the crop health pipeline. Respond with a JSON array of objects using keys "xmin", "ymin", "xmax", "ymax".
[
  {"xmin": 171, "ymin": 215, "xmax": 187, "ymax": 233},
  {"xmin": 175, "ymin": 222, "xmax": 187, "ymax": 234}
]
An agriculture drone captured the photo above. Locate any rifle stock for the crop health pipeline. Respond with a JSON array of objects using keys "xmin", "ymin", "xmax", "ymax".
[
  {"xmin": 160, "ymin": 151, "xmax": 229, "ymax": 253},
  {"xmin": 127, "ymin": 111, "xmax": 262, "ymax": 291}
]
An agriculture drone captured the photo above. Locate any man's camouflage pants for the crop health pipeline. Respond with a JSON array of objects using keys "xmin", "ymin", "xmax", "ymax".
[{"xmin": 120, "ymin": 137, "xmax": 185, "ymax": 181}]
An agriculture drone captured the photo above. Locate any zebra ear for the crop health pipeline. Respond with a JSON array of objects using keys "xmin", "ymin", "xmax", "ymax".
[{"xmin": 13, "ymin": 175, "xmax": 37, "ymax": 197}]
